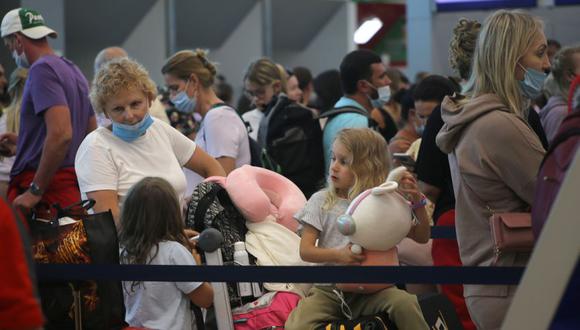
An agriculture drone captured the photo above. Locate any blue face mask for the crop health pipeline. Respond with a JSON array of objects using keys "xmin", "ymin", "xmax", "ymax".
[
  {"xmin": 414, "ymin": 123, "xmax": 425, "ymax": 136},
  {"xmin": 518, "ymin": 63, "xmax": 547, "ymax": 99},
  {"xmin": 171, "ymin": 81, "xmax": 197, "ymax": 113},
  {"xmin": 112, "ymin": 113, "xmax": 154, "ymax": 142}
]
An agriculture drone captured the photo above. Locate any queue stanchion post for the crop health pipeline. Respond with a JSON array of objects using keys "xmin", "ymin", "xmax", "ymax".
[{"xmin": 198, "ymin": 228, "xmax": 234, "ymax": 330}]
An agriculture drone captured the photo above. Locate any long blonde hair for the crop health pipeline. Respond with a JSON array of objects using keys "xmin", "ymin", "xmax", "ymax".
[
  {"xmin": 324, "ymin": 128, "xmax": 391, "ymax": 210},
  {"xmin": 463, "ymin": 10, "xmax": 544, "ymax": 116},
  {"xmin": 162, "ymin": 49, "xmax": 218, "ymax": 88},
  {"xmin": 5, "ymin": 68, "xmax": 28, "ymax": 134},
  {"xmin": 244, "ymin": 58, "xmax": 287, "ymax": 92}
]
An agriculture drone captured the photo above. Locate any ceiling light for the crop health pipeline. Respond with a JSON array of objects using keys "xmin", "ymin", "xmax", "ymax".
[{"xmin": 354, "ymin": 17, "xmax": 383, "ymax": 45}]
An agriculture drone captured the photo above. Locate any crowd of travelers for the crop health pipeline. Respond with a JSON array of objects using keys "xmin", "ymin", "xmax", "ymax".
[{"xmin": 1, "ymin": 6, "xmax": 578, "ymax": 330}]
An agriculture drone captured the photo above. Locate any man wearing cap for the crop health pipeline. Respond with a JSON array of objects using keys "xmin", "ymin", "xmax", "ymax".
[{"xmin": 0, "ymin": 8, "xmax": 96, "ymax": 215}]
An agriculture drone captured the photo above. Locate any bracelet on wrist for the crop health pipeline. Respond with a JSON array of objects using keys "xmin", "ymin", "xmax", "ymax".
[{"xmin": 410, "ymin": 195, "xmax": 427, "ymax": 210}]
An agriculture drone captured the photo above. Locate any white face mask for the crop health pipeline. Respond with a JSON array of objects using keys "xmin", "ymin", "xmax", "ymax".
[
  {"xmin": 377, "ymin": 85, "xmax": 391, "ymax": 103},
  {"xmin": 12, "ymin": 50, "xmax": 29, "ymax": 69},
  {"xmin": 368, "ymin": 82, "xmax": 391, "ymax": 108}
]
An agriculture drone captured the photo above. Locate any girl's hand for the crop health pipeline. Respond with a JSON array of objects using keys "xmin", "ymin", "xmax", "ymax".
[
  {"xmin": 184, "ymin": 229, "xmax": 199, "ymax": 250},
  {"xmin": 191, "ymin": 248, "xmax": 202, "ymax": 265},
  {"xmin": 184, "ymin": 228, "xmax": 199, "ymax": 239},
  {"xmin": 398, "ymin": 171, "xmax": 423, "ymax": 204},
  {"xmin": 334, "ymin": 245, "xmax": 365, "ymax": 265}
]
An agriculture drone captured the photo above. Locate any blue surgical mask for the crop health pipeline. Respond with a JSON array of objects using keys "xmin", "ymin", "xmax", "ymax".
[
  {"xmin": 112, "ymin": 113, "xmax": 154, "ymax": 142},
  {"xmin": 171, "ymin": 81, "xmax": 197, "ymax": 113},
  {"xmin": 12, "ymin": 50, "xmax": 29, "ymax": 69},
  {"xmin": 518, "ymin": 63, "xmax": 547, "ymax": 99},
  {"xmin": 414, "ymin": 123, "xmax": 425, "ymax": 136}
]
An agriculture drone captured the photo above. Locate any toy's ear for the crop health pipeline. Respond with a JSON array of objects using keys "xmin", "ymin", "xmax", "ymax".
[
  {"xmin": 386, "ymin": 166, "xmax": 407, "ymax": 183},
  {"xmin": 371, "ymin": 181, "xmax": 398, "ymax": 195}
]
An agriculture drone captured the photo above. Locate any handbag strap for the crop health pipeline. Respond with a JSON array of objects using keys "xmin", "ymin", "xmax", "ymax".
[{"xmin": 54, "ymin": 199, "xmax": 96, "ymax": 219}]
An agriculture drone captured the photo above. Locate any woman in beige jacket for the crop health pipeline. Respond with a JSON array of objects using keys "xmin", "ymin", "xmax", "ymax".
[{"xmin": 436, "ymin": 10, "xmax": 548, "ymax": 330}]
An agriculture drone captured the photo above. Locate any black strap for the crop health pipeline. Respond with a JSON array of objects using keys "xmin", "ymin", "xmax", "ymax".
[
  {"xmin": 317, "ymin": 106, "xmax": 369, "ymax": 119},
  {"xmin": 209, "ymin": 102, "xmax": 228, "ymax": 110},
  {"xmin": 54, "ymin": 199, "xmax": 96, "ymax": 218},
  {"xmin": 192, "ymin": 305, "xmax": 205, "ymax": 330},
  {"xmin": 193, "ymin": 184, "xmax": 222, "ymax": 233},
  {"xmin": 222, "ymin": 103, "xmax": 253, "ymax": 133}
]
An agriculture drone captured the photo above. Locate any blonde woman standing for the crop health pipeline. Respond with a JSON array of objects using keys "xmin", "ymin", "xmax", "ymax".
[
  {"xmin": 0, "ymin": 68, "xmax": 27, "ymax": 197},
  {"xmin": 436, "ymin": 10, "xmax": 548, "ymax": 329},
  {"xmin": 163, "ymin": 50, "xmax": 250, "ymax": 189}
]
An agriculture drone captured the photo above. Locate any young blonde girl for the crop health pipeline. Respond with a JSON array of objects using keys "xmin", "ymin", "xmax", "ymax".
[
  {"xmin": 285, "ymin": 128, "xmax": 430, "ymax": 330},
  {"xmin": 119, "ymin": 177, "xmax": 213, "ymax": 329}
]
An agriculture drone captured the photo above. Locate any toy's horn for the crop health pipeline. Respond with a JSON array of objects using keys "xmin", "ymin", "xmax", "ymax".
[{"xmin": 371, "ymin": 181, "xmax": 398, "ymax": 195}]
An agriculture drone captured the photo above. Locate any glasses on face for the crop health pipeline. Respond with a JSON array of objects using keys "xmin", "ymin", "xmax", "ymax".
[{"xmin": 244, "ymin": 87, "xmax": 266, "ymax": 100}]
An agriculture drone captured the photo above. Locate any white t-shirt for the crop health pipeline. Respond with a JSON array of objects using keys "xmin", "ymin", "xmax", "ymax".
[
  {"xmin": 241, "ymin": 108, "xmax": 264, "ymax": 140},
  {"xmin": 75, "ymin": 118, "xmax": 196, "ymax": 209},
  {"xmin": 122, "ymin": 241, "xmax": 202, "ymax": 330},
  {"xmin": 188, "ymin": 105, "xmax": 250, "ymax": 187},
  {"xmin": 0, "ymin": 114, "xmax": 15, "ymax": 182}
]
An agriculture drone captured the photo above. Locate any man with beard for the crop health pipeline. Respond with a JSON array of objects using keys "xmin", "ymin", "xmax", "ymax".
[{"xmin": 322, "ymin": 50, "xmax": 392, "ymax": 172}]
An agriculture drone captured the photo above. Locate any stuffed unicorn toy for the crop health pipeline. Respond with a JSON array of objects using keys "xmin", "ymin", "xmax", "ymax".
[{"xmin": 336, "ymin": 180, "xmax": 413, "ymax": 293}]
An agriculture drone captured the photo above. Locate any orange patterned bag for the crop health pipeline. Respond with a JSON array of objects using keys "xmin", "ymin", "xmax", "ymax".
[{"xmin": 29, "ymin": 200, "xmax": 126, "ymax": 330}]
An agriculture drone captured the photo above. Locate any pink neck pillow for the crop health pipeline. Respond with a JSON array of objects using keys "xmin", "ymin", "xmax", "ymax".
[{"xmin": 206, "ymin": 165, "xmax": 305, "ymax": 232}]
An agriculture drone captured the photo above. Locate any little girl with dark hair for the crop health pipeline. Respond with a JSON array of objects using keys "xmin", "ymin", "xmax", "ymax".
[{"xmin": 119, "ymin": 177, "xmax": 213, "ymax": 329}]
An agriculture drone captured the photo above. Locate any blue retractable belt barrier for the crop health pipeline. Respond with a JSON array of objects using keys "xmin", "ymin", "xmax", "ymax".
[
  {"xmin": 36, "ymin": 264, "xmax": 524, "ymax": 285},
  {"xmin": 430, "ymin": 226, "xmax": 456, "ymax": 239}
]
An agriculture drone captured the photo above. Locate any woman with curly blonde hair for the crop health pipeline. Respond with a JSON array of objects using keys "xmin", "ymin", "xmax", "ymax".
[{"xmin": 75, "ymin": 57, "xmax": 225, "ymax": 226}]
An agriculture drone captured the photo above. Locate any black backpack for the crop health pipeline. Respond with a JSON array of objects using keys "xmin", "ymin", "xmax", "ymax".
[
  {"xmin": 319, "ymin": 105, "xmax": 394, "ymax": 142},
  {"xmin": 242, "ymin": 121, "xmax": 263, "ymax": 168},
  {"xmin": 185, "ymin": 181, "xmax": 258, "ymax": 307},
  {"xmin": 260, "ymin": 95, "xmax": 325, "ymax": 198}
]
